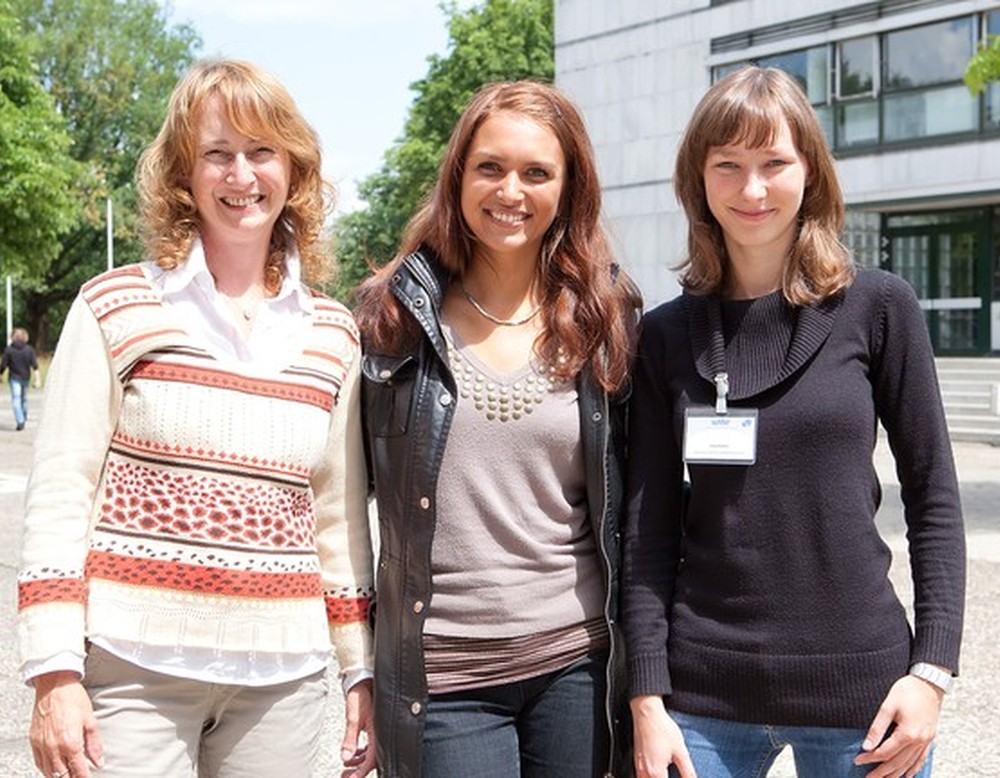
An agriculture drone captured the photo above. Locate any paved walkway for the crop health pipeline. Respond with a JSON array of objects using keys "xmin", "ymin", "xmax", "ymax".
[{"xmin": 1, "ymin": 388, "xmax": 997, "ymax": 776}]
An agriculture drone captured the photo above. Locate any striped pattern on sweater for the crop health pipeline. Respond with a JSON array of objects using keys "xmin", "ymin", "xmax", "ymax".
[{"xmin": 18, "ymin": 264, "xmax": 372, "ymax": 661}]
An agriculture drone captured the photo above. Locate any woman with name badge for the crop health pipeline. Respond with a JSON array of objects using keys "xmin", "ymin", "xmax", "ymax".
[{"xmin": 622, "ymin": 66, "xmax": 965, "ymax": 778}]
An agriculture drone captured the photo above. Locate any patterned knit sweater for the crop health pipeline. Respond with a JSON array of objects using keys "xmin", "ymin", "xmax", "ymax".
[{"xmin": 18, "ymin": 264, "xmax": 373, "ymax": 678}]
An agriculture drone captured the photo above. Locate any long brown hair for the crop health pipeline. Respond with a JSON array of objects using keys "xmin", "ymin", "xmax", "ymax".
[
  {"xmin": 354, "ymin": 80, "xmax": 638, "ymax": 393},
  {"xmin": 674, "ymin": 66, "xmax": 854, "ymax": 304},
  {"xmin": 136, "ymin": 59, "xmax": 334, "ymax": 292}
]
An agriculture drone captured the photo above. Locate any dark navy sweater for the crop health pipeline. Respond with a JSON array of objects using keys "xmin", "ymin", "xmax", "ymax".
[{"xmin": 622, "ymin": 268, "xmax": 965, "ymax": 727}]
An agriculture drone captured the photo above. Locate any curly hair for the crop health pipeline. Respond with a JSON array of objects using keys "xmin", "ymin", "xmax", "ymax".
[
  {"xmin": 674, "ymin": 66, "xmax": 854, "ymax": 304},
  {"xmin": 354, "ymin": 80, "xmax": 638, "ymax": 394},
  {"xmin": 136, "ymin": 59, "xmax": 334, "ymax": 292}
]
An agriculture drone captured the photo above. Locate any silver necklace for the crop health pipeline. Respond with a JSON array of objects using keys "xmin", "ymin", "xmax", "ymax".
[{"xmin": 461, "ymin": 283, "xmax": 542, "ymax": 327}]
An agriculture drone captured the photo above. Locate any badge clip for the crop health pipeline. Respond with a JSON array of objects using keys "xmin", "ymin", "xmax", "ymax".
[{"xmin": 713, "ymin": 372, "xmax": 729, "ymax": 415}]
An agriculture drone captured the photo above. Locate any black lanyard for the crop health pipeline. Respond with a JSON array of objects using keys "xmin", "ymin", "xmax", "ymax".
[{"xmin": 706, "ymin": 296, "xmax": 729, "ymax": 415}]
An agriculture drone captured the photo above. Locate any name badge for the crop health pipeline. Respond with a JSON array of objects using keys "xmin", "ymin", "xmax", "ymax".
[{"xmin": 683, "ymin": 407, "xmax": 758, "ymax": 465}]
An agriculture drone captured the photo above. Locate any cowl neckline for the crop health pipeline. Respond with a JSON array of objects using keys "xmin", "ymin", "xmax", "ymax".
[{"xmin": 688, "ymin": 289, "xmax": 843, "ymax": 400}]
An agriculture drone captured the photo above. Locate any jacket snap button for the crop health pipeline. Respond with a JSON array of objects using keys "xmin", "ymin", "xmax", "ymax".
[
  {"xmin": 440, "ymin": 392, "xmax": 452, "ymax": 406},
  {"xmin": 413, "ymin": 600, "xmax": 425, "ymax": 614},
  {"xmin": 419, "ymin": 496, "xmax": 430, "ymax": 509},
  {"xmin": 378, "ymin": 369, "xmax": 392, "ymax": 379},
  {"xmin": 410, "ymin": 701, "xmax": 422, "ymax": 715},
  {"xmin": 413, "ymin": 297, "xmax": 425, "ymax": 307},
  {"xmin": 592, "ymin": 411, "xmax": 602, "ymax": 422}
]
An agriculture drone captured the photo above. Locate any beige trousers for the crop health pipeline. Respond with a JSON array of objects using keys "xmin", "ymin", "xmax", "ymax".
[{"xmin": 82, "ymin": 644, "xmax": 328, "ymax": 777}]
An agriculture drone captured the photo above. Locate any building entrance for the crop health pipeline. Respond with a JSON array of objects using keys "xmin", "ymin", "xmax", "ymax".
[{"xmin": 883, "ymin": 209, "xmax": 992, "ymax": 354}]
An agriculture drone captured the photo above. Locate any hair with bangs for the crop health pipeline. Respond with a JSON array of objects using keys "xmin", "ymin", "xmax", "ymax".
[
  {"xmin": 674, "ymin": 66, "xmax": 854, "ymax": 304},
  {"xmin": 354, "ymin": 80, "xmax": 638, "ymax": 393},
  {"xmin": 136, "ymin": 59, "xmax": 334, "ymax": 292}
]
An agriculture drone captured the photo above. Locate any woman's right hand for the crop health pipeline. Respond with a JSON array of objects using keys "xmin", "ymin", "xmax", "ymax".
[
  {"xmin": 29, "ymin": 671, "xmax": 104, "ymax": 778},
  {"xmin": 631, "ymin": 695, "xmax": 697, "ymax": 778}
]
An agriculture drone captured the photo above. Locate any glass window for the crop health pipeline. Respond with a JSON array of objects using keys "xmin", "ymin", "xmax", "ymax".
[
  {"xmin": 993, "ymin": 207, "xmax": 1000, "ymax": 304},
  {"xmin": 937, "ymin": 311, "xmax": 978, "ymax": 350},
  {"xmin": 988, "ymin": 10, "xmax": 1000, "ymax": 36},
  {"xmin": 890, "ymin": 234, "xmax": 932, "ymax": 298},
  {"xmin": 759, "ymin": 46, "xmax": 829, "ymax": 104},
  {"xmin": 884, "ymin": 84, "xmax": 978, "ymax": 141},
  {"xmin": 936, "ymin": 228, "xmax": 980, "ymax": 350},
  {"xmin": 712, "ymin": 12, "xmax": 995, "ymax": 149},
  {"xmin": 985, "ymin": 13, "xmax": 1000, "ymax": 128},
  {"xmin": 837, "ymin": 99, "xmax": 879, "ymax": 147},
  {"xmin": 985, "ymin": 83, "xmax": 1000, "ymax": 128},
  {"xmin": 886, "ymin": 211, "xmax": 983, "ymax": 227},
  {"xmin": 938, "ymin": 231, "xmax": 978, "ymax": 298},
  {"xmin": 843, "ymin": 210, "xmax": 881, "ymax": 269},
  {"xmin": 885, "ymin": 17, "xmax": 974, "ymax": 89},
  {"xmin": 712, "ymin": 62, "xmax": 750, "ymax": 81},
  {"xmin": 839, "ymin": 37, "xmax": 875, "ymax": 97},
  {"xmin": 814, "ymin": 105, "xmax": 834, "ymax": 146}
]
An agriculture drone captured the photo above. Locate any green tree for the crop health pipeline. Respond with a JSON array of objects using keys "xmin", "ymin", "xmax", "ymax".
[
  {"xmin": 0, "ymin": 1, "xmax": 79, "ymax": 284},
  {"xmin": 332, "ymin": 0, "xmax": 553, "ymax": 301},
  {"xmin": 965, "ymin": 34, "xmax": 1000, "ymax": 95},
  {"xmin": 11, "ymin": 0, "xmax": 199, "ymax": 349}
]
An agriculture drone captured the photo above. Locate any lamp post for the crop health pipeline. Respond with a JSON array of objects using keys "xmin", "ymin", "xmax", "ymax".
[
  {"xmin": 107, "ymin": 197, "xmax": 114, "ymax": 270},
  {"xmin": 5, "ymin": 276, "xmax": 11, "ymax": 345}
]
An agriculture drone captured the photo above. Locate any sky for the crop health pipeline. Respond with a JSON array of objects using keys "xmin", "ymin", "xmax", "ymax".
[{"xmin": 164, "ymin": 1, "xmax": 475, "ymax": 213}]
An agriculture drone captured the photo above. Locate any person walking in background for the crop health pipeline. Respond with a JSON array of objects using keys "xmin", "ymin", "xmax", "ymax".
[
  {"xmin": 623, "ymin": 66, "xmax": 965, "ymax": 778},
  {"xmin": 354, "ymin": 80, "xmax": 639, "ymax": 777},
  {"xmin": 1, "ymin": 327, "xmax": 39, "ymax": 431},
  {"xmin": 17, "ymin": 59, "xmax": 375, "ymax": 778}
]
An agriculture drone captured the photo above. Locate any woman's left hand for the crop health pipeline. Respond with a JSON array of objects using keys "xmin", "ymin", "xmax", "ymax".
[
  {"xmin": 340, "ymin": 678, "xmax": 375, "ymax": 777},
  {"xmin": 853, "ymin": 674, "xmax": 943, "ymax": 777}
]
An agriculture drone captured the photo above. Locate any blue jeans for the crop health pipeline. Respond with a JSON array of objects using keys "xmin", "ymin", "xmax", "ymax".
[
  {"xmin": 9, "ymin": 377, "xmax": 28, "ymax": 428},
  {"xmin": 422, "ymin": 652, "xmax": 609, "ymax": 778},
  {"xmin": 669, "ymin": 710, "xmax": 934, "ymax": 778}
]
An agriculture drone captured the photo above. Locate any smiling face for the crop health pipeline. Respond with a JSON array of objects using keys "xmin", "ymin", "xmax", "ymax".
[
  {"xmin": 703, "ymin": 116, "xmax": 808, "ymax": 266},
  {"xmin": 190, "ymin": 95, "xmax": 291, "ymax": 249},
  {"xmin": 459, "ymin": 111, "xmax": 566, "ymax": 266}
]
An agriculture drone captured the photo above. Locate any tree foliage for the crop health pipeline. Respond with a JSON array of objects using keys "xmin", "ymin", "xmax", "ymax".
[
  {"xmin": 332, "ymin": 0, "xmax": 554, "ymax": 302},
  {"xmin": 10, "ymin": 0, "xmax": 199, "ymax": 349},
  {"xmin": 0, "ymin": 1, "xmax": 79, "ymax": 281},
  {"xmin": 965, "ymin": 35, "xmax": 1000, "ymax": 94}
]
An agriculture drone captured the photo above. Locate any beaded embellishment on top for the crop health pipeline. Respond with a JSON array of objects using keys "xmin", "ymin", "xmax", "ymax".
[{"xmin": 445, "ymin": 332, "xmax": 560, "ymax": 423}]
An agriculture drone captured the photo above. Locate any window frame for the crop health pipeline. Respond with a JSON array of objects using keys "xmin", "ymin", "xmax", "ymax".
[{"xmin": 711, "ymin": 11, "xmax": 991, "ymax": 154}]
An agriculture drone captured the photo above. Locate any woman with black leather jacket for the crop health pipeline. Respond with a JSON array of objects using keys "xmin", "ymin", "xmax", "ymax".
[{"xmin": 354, "ymin": 81, "xmax": 639, "ymax": 778}]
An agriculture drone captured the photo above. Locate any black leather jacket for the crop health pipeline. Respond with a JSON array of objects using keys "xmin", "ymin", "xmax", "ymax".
[{"xmin": 361, "ymin": 249, "xmax": 632, "ymax": 778}]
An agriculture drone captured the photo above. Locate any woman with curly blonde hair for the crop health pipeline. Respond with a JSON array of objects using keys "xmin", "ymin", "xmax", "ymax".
[
  {"xmin": 137, "ymin": 59, "xmax": 333, "ymax": 292},
  {"xmin": 19, "ymin": 59, "xmax": 375, "ymax": 778}
]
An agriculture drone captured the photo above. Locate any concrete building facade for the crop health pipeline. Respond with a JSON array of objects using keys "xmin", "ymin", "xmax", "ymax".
[{"xmin": 555, "ymin": 0, "xmax": 1000, "ymax": 356}]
